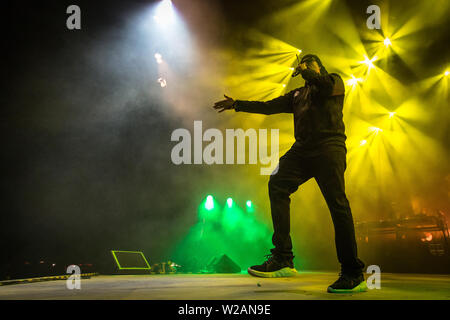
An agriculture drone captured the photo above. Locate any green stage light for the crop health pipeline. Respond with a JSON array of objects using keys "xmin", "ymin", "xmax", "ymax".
[
  {"xmin": 205, "ymin": 195, "xmax": 214, "ymax": 210},
  {"xmin": 226, "ymin": 198, "xmax": 233, "ymax": 208},
  {"xmin": 246, "ymin": 200, "xmax": 252, "ymax": 208}
]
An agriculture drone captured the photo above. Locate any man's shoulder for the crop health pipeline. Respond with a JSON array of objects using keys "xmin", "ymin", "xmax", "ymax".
[
  {"xmin": 329, "ymin": 73, "xmax": 345, "ymax": 95},
  {"xmin": 329, "ymin": 73, "xmax": 343, "ymax": 80},
  {"xmin": 329, "ymin": 73, "xmax": 344, "ymax": 86}
]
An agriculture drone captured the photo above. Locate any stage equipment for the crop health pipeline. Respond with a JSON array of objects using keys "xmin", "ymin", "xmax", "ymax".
[
  {"xmin": 355, "ymin": 212, "xmax": 450, "ymax": 273},
  {"xmin": 151, "ymin": 261, "xmax": 180, "ymax": 274},
  {"xmin": 205, "ymin": 254, "xmax": 241, "ymax": 273},
  {"xmin": 356, "ymin": 213, "xmax": 449, "ymax": 253},
  {"xmin": 110, "ymin": 250, "xmax": 152, "ymax": 274}
]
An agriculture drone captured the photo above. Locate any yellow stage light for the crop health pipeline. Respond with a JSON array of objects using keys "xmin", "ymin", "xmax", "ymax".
[
  {"xmin": 360, "ymin": 140, "xmax": 367, "ymax": 146},
  {"xmin": 445, "ymin": 70, "xmax": 449, "ymax": 76},
  {"xmin": 369, "ymin": 126, "xmax": 383, "ymax": 134},
  {"xmin": 346, "ymin": 75, "xmax": 363, "ymax": 86},
  {"xmin": 389, "ymin": 112, "xmax": 396, "ymax": 118},
  {"xmin": 383, "ymin": 38, "xmax": 391, "ymax": 47},
  {"xmin": 360, "ymin": 55, "xmax": 377, "ymax": 70}
]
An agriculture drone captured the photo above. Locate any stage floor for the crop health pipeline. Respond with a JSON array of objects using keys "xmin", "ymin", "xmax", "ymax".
[{"xmin": 1, "ymin": 272, "xmax": 449, "ymax": 300}]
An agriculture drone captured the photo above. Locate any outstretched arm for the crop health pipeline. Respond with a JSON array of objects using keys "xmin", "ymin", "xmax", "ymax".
[
  {"xmin": 213, "ymin": 91, "xmax": 294, "ymax": 114},
  {"xmin": 234, "ymin": 91, "xmax": 294, "ymax": 114},
  {"xmin": 213, "ymin": 94, "xmax": 236, "ymax": 113}
]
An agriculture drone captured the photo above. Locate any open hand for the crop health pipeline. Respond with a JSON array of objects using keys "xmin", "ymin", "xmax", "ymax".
[{"xmin": 213, "ymin": 94, "xmax": 235, "ymax": 113}]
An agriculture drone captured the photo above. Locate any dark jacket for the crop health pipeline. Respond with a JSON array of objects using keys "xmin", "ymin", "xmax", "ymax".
[{"xmin": 234, "ymin": 69, "xmax": 347, "ymax": 151}]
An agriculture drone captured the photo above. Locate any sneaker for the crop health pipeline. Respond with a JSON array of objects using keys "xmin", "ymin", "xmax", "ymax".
[
  {"xmin": 247, "ymin": 254, "xmax": 297, "ymax": 278},
  {"xmin": 327, "ymin": 273, "xmax": 368, "ymax": 293}
]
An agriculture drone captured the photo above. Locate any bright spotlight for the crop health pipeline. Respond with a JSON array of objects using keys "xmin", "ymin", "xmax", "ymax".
[
  {"xmin": 205, "ymin": 195, "xmax": 214, "ymax": 211},
  {"xmin": 369, "ymin": 126, "xmax": 383, "ymax": 134},
  {"xmin": 246, "ymin": 200, "xmax": 252, "ymax": 208},
  {"xmin": 360, "ymin": 55, "xmax": 377, "ymax": 70},
  {"xmin": 282, "ymin": 84, "xmax": 286, "ymax": 88},
  {"xmin": 360, "ymin": 140, "xmax": 367, "ymax": 146},
  {"xmin": 154, "ymin": 0, "xmax": 175, "ymax": 25},
  {"xmin": 157, "ymin": 77, "xmax": 167, "ymax": 87},
  {"xmin": 421, "ymin": 233, "xmax": 433, "ymax": 242},
  {"xmin": 226, "ymin": 198, "xmax": 233, "ymax": 208},
  {"xmin": 297, "ymin": 49, "xmax": 302, "ymax": 54},
  {"xmin": 389, "ymin": 112, "xmax": 396, "ymax": 118},
  {"xmin": 154, "ymin": 53, "xmax": 163, "ymax": 64},
  {"xmin": 445, "ymin": 70, "xmax": 449, "ymax": 76},
  {"xmin": 347, "ymin": 75, "xmax": 363, "ymax": 86},
  {"xmin": 383, "ymin": 38, "xmax": 391, "ymax": 47}
]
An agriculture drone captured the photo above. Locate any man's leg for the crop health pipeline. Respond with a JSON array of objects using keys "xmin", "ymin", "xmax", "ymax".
[
  {"xmin": 248, "ymin": 146, "xmax": 313, "ymax": 277},
  {"xmin": 269, "ymin": 147, "xmax": 313, "ymax": 261},
  {"xmin": 313, "ymin": 149, "xmax": 365, "ymax": 276}
]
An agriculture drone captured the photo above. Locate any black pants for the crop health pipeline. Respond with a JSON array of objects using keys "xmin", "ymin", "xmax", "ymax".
[{"xmin": 268, "ymin": 144, "xmax": 364, "ymax": 275}]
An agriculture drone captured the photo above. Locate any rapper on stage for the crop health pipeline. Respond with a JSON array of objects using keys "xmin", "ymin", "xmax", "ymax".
[{"xmin": 213, "ymin": 54, "xmax": 367, "ymax": 293}]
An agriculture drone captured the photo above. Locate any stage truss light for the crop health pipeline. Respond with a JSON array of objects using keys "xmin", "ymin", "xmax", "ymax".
[
  {"xmin": 205, "ymin": 195, "xmax": 214, "ymax": 211},
  {"xmin": 347, "ymin": 75, "xmax": 363, "ymax": 86},
  {"xmin": 445, "ymin": 70, "xmax": 449, "ymax": 76},
  {"xmin": 383, "ymin": 38, "xmax": 391, "ymax": 47},
  {"xmin": 153, "ymin": 0, "xmax": 175, "ymax": 25},
  {"xmin": 360, "ymin": 55, "xmax": 377, "ymax": 71},
  {"xmin": 369, "ymin": 126, "xmax": 383, "ymax": 134},
  {"xmin": 389, "ymin": 112, "xmax": 396, "ymax": 118},
  {"xmin": 157, "ymin": 77, "xmax": 167, "ymax": 87},
  {"xmin": 226, "ymin": 198, "xmax": 233, "ymax": 208},
  {"xmin": 421, "ymin": 233, "xmax": 433, "ymax": 242},
  {"xmin": 154, "ymin": 53, "xmax": 163, "ymax": 64}
]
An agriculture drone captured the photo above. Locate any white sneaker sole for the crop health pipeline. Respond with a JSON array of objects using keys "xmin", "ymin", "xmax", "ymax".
[{"xmin": 247, "ymin": 267, "xmax": 298, "ymax": 278}]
